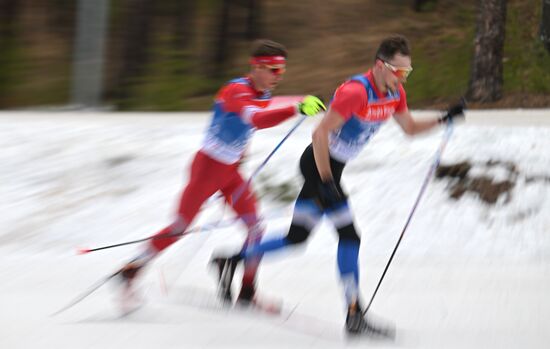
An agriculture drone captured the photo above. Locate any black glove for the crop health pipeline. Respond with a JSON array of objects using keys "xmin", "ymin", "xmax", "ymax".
[
  {"xmin": 439, "ymin": 98, "xmax": 467, "ymax": 124},
  {"xmin": 318, "ymin": 179, "xmax": 345, "ymax": 208}
]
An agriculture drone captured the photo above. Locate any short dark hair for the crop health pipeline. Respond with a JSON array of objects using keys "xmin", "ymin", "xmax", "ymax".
[
  {"xmin": 251, "ymin": 39, "xmax": 288, "ymax": 58},
  {"xmin": 375, "ymin": 35, "xmax": 410, "ymax": 61}
]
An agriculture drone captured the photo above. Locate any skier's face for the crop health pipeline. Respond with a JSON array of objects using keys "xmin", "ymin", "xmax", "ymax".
[
  {"xmin": 377, "ymin": 53, "xmax": 412, "ymax": 93},
  {"xmin": 251, "ymin": 64, "xmax": 285, "ymax": 91}
]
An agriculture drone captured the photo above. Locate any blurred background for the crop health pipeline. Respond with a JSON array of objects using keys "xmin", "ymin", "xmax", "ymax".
[
  {"xmin": 0, "ymin": 0, "xmax": 549, "ymax": 111},
  {"xmin": 2, "ymin": 2, "xmax": 550, "ymax": 348}
]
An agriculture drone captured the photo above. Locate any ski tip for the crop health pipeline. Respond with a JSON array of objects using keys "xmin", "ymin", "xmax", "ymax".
[{"xmin": 77, "ymin": 247, "xmax": 91, "ymax": 255}]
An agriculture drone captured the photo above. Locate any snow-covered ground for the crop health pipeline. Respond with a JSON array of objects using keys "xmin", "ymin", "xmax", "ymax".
[{"xmin": 1, "ymin": 110, "xmax": 549, "ymax": 349}]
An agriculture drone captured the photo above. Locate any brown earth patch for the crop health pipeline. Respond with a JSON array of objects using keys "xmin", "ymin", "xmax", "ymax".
[{"xmin": 436, "ymin": 160, "xmax": 519, "ymax": 204}]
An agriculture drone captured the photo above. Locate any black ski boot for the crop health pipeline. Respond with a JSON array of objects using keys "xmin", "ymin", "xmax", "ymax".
[
  {"xmin": 236, "ymin": 284, "xmax": 256, "ymax": 305},
  {"xmin": 116, "ymin": 260, "xmax": 147, "ymax": 315},
  {"xmin": 345, "ymin": 302, "xmax": 395, "ymax": 339},
  {"xmin": 118, "ymin": 260, "xmax": 144, "ymax": 289},
  {"xmin": 210, "ymin": 256, "xmax": 240, "ymax": 304}
]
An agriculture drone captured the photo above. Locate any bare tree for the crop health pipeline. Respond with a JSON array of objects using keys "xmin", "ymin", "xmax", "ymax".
[
  {"xmin": 173, "ymin": 0, "xmax": 197, "ymax": 51},
  {"xmin": 71, "ymin": 0, "xmax": 109, "ymax": 107},
  {"xmin": 0, "ymin": 0, "xmax": 19, "ymax": 40},
  {"xmin": 0, "ymin": 0, "xmax": 20, "ymax": 107},
  {"xmin": 542, "ymin": 0, "xmax": 550, "ymax": 52},
  {"xmin": 245, "ymin": 0, "xmax": 261, "ymax": 40},
  {"xmin": 49, "ymin": 0, "xmax": 77, "ymax": 38},
  {"xmin": 212, "ymin": 0, "xmax": 232, "ymax": 77},
  {"xmin": 467, "ymin": 0, "xmax": 508, "ymax": 103},
  {"xmin": 110, "ymin": 0, "xmax": 155, "ymax": 105},
  {"xmin": 210, "ymin": 0, "xmax": 262, "ymax": 77}
]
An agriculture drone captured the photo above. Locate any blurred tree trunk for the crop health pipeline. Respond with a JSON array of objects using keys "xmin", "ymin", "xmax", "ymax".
[
  {"xmin": 0, "ymin": 0, "xmax": 18, "ymax": 29},
  {"xmin": 245, "ymin": 0, "xmax": 260, "ymax": 39},
  {"xmin": 467, "ymin": 0, "xmax": 507, "ymax": 103},
  {"xmin": 71, "ymin": 0, "xmax": 110, "ymax": 107},
  {"xmin": 542, "ymin": 0, "xmax": 550, "ymax": 52},
  {"xmin": 112, "ymin": 0, "xmax": 154, "ymax": 104},
  {"xmin": 49, "ymin": 0, "xmax": 77, "ymax": 38},
  {"xmin": 167, "ymin": 0, "xmax": 197, "ymax": 77},
  {"xmin": 209, "ymin": 0, "xmax": 261, "ymax": 77},
  {"xmin": 0, "ymin": 0, "xmax": 19, "ymax": 48},
  {"xmin": 0, "ymin": 0, "xmax": 18, "ymax": 45},
  {"xmin": 212, "ymin": 0, "xmax": 232, "ymax": 77},
  {"xmin": 0, "ymin": 0, "xmax": 20, "ymax": 106},
  {"xmin": 173, "ymin": 0, "xmax": 196, "ymax": 50}
]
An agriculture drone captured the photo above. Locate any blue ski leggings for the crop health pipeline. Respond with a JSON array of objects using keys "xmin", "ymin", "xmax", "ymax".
[{"xmin": 239, "ymin": 144, "xmax": 361, "ymax": 304}]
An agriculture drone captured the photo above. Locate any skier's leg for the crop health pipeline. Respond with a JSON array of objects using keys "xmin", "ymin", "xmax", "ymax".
[
  {"xmin": 212, "ymin": 147, "xmax": 324, "ymax": 301},
  {"xmin": 229, "ymin": 196, "xmax": 322, "ymax": 261},
  {"xmin": 327, "ymin": 202, "xmax": 361, "ymax": 306},
  {"xmin": 150, "ymin": 153, "xmax": 221, "ymax": 252},
  {"xmin": 328, "ymin": 205, "xmax": 368, "ymax": 334},
  {"xmin": 221, "ymin": 171, "xmax": 263, "ymax": 302},
  {"xmin": 232, "ymin": 143, "xmax": 327, "ymax": 260},
  {"xmin": 328, "ymin": 201, "xmax": 391, "ymax": 336},
  {"xmin": 211, "ymin": 192, "xmax": 323, "ymax": 303},
  {"xmin": 303, "ymin": 144, "xmax": 371, "ymax": 334},
  {"xmin": 120, "ymin": 152, "xmax": 223, "ymax": 283}
]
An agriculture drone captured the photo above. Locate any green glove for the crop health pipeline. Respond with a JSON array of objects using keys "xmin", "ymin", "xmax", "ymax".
[{"xmin": 298, "ymin": 95, "xmax": 326, "ymax": 116}]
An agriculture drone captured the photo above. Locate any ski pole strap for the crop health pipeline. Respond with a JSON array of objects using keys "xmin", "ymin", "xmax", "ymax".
[{"xmin": 364, "ymin": 120, "xmax": 454, "ymax": 314}]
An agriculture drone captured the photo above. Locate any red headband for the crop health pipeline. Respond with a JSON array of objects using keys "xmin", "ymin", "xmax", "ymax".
[{"xmin": 250, "ymin": 55, "xmax": 286, "ymax": 66}]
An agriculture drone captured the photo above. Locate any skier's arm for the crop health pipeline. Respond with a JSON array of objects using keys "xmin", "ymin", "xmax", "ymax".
[
  {"xmin": 394, "ymin": 95, "xmax": 466, "ymax": 135},
  {"xmin": 392, "ymin": 84, "xmax": 439, "ymax": 135},
  {"xmin": 312, "ymin": 108, "xmax": 345, "ymax": 181},
  {"xmin": 313, "ymin": 82, "xmax": 363, "ymax": 181},
  {"xmin": 247, "ymin": 95, "xmax": 325, "ymax": 129},
  {"xmin": 393, "ymin": 110, "xmax": 439, "ymax": 136},
  {"xmin": 222, "ymin": 84, "xmax": 297, "ymax": 129},
  {"xmin": 247, "ymin": 106, "xmax": 297, "ymax": 129}
]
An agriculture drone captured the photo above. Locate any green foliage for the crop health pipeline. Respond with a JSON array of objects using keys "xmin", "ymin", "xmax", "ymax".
[
  {"xmin": 404, "ymin": 5, "xmax": 475, "ymax": 106},
  {"xmin": 0, "ymin": 38, "xmax": 19, "ymax": 105},
  {"xmin": 406, "ymin": 0, "xmax": 550, "ymax": 106},
  {"xmin": 2, "ymin": 0, "xmax": 550, "ymax": 110},
  {"xmin": 407, "ymin": 33, "xmax": 473, "ymax": 105},
  {"xmin": 112, "ymin": 27, "xmax": 220, "ymax": 111},
  {"xmin": 0, "ymin": 40, "xmax": 70, "ymax": 107},
  {"xmin": 418, "ymin": 0, "xmax": 438, "ymax": 12},
  {"xmin": 112, "ymin": 0, "xmax": 226, "ymax": 110},
  {"xmin": 503, "ymin": 2, "xmax": 550, "ymax": 94}
]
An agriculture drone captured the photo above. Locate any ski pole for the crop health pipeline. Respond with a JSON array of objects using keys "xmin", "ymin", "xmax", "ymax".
[
  {"xmin": 78, "ymin": 115, "xmax": 308, "ymax": 255},
  {"xmin": 227, "ymin": 114, "xmax": 308, "ymax": 205},
  {"xmin": 77, "ymin": 206, "xmax": 290, "ymax": 254},
  {"xmin": 208, "ymin": 114, "xmax": 308, "ymax": 228},
  {"xmin": 201, "ymin": 114, "xmax": 308, "ymax": 212},
  {"xmin": 248, "ymin": 115, "xmax": 308, "ymax": 185},
  {"xmin": 364, "ymin": 120, "xmax": 454, "ymax": 315},
  {"xmin": 76, "ymin": 212, "xmax": 260, "ymax": 254}
]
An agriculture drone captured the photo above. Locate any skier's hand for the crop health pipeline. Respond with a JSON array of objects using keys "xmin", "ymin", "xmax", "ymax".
[
  {"xmin": 318, "ymin": 179, "xmax": 345, "ymax": 208},
  {"xmin": 439, "ymin": 97, "xmax": 466, "ymax": 124},
  {"xmin": 298, "ymin": 95, "xmax": 326, "ymax": 117}
]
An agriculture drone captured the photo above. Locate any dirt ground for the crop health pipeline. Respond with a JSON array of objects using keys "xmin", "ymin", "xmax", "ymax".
[{"xmin": 436, "ymin": 160, "xmax": 550, "ymax": 205}]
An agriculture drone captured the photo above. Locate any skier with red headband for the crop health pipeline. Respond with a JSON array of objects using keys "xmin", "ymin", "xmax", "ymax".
[{"xmin": 117, "ymin": 39, "xmax": 326, "ymax": 306}]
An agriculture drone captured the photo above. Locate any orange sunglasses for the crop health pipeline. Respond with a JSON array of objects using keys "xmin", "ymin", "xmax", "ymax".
[
  {"xmin": 380, "ymin": 60, "xmax": 413, "ymax": 79},
  {"xmin": 264, "ymin": 65, "xmax": 286, "ymax": 76}
]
